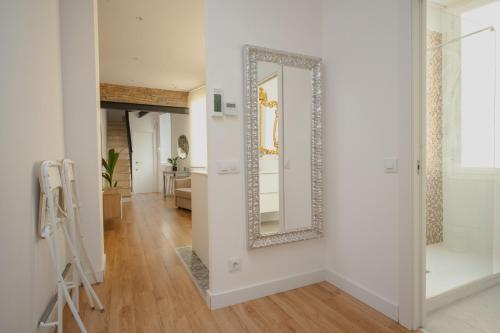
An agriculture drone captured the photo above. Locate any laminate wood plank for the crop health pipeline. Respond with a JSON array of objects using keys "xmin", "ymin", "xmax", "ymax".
[
  {"xmin": 246, "ymin": 297, "xmax": 307, "ymax": 332},
  {"xmin": 211, "ymin": 307, "xmax": 252, "ymax": 333},
  {"xmin": 285, "ymin": 288, "xmax": 361, "ymax": 333},
  {"xmin": 64, "ymin": 193, "xmax": 414, "ymax": 333},
  {"xmin": 268, "ymin": 291, "xmax": 341, "ymax": 333}
]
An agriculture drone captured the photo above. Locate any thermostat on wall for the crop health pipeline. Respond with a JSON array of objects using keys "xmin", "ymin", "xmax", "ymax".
[
  {"xmin": 224, "ymin": 102, "xmax": 238, "ymax": 116},
  {"xmin": 212, "ymin": 88, "xmax": 224, "ymax": 117}
]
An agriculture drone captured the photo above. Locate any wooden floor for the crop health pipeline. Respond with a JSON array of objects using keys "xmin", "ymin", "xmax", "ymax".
[{"xmin": 65, "ymin": 193, "xmax": 412, "ymax": 333}]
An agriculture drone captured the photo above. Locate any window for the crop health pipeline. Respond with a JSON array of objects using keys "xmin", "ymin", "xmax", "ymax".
[
  {"xmin": 460, "ymin": 4, "xmax": 499, "ymax": 168},
  {"xmin": 189, "ymin": 87, "xmax": 207, "ymax": 167},
  {"xmin": 159, "ymin": 113, "xmax": 172, "ymax": 164}
]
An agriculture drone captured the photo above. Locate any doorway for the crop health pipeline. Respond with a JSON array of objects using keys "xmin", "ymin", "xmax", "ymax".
[
  {"xmin": 132, "ymin": 131, "xmax": 156, "ymax": 193},
  {"xmin": 420, "ymin": 0, "xmax": 500, "ymax": 331}
]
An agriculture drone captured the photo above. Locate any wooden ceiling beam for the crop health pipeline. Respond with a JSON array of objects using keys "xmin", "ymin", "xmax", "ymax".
[{"xmin": 100, "ymin": 83, "xmax": 188, "ymax": 108}]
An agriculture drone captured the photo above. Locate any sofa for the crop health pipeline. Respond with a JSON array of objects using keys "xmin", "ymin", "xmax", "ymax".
[{"xmin": 174, "ymin": 177, "xmax": 191, "ymax": 210}]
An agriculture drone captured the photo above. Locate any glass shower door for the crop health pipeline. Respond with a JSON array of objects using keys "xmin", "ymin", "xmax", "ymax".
[{"xmin": 425, "ymin": 6, "xmax": 497, "ymax": 299}]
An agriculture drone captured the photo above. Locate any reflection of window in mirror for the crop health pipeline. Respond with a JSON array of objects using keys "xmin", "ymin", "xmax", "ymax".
[{"xmin": 159, "ymin": 113, "xmax": 172, "ymax": 164}]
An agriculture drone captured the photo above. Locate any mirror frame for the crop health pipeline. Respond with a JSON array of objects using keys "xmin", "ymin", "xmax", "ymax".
[
  {"xmin": 243, "ymin": 45, "xmax": 323, "ymax": 249},
  {"xmin": 177, "ymin": 134, "xmax": 189, "ymax": 160}
]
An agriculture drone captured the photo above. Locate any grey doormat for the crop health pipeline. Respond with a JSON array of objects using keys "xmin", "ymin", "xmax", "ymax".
[{"xmin": 175, "ymin": 246, "xmax": 209, "ymax": 294}]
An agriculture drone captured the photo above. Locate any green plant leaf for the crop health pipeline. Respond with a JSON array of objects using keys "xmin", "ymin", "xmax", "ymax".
[
  {"xmin": 102, "ymin": 173, "xmax": 112, "ymax": 187},
  {"xmin": 102, "ymin": 148, "xmax": 120, "ymax": 187}
]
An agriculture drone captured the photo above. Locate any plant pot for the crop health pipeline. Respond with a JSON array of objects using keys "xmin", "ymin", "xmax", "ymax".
[
  {"xmin": 172, "ymin": 166, "xmax": 178, "ymax": 171},
  {"xmin": 103, "ymin": 188, "xmax": 122, "ymax": 220}
]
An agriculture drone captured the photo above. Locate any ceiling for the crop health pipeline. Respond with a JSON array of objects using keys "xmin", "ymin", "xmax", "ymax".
[
  {"xmin": 430, "ymin": 0, "xmax": 499, "ymax": 11},
  {"xmin": 98, "ymin": 0, "xmax": 205, "ymax": 91}
]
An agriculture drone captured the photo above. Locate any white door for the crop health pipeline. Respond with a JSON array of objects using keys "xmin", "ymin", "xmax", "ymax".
[{"xmin": 132, "ymin": 131, "xmax": 156, "ymax": 193}]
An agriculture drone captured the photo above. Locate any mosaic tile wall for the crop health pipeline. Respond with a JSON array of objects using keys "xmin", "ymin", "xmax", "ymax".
[{"xmin": 426, "ymin": 31, "xmax": 444, "ymax": 245}]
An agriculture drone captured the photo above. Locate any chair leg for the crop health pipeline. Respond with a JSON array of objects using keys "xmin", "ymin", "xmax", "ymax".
[{"xmin": 61, "ymin": 223, "xmax": 104, "ymax": 311}]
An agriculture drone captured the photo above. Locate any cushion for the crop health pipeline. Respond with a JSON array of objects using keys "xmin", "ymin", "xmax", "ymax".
[
  {"xmin": 175, "ymin": 177, "xmax": 191, "ymax": 189},
  {"xmin": 175, "ymin": 188, "xmax": 191, "ymax": 200}
]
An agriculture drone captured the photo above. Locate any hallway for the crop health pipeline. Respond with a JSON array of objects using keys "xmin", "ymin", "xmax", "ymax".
[{"xmin": 64, "ymin": 194, "xmax": 410, "ymax": 332}]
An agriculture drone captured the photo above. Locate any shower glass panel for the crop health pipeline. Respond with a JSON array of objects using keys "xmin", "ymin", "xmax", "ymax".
[{"xmin": 425, "ymin": 6, "xmax": 497, "ymax": 299}]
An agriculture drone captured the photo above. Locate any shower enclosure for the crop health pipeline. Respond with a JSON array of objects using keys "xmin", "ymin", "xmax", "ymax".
[{"xmin": 425, "ymin": 0, "xmax": 499, "ymax": 311}]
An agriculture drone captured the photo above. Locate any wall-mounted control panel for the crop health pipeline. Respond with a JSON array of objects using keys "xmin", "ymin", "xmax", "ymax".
[
  {"xmin": 212, "ymin": 88, "xmax": 237, "ymax": 117},
  {"xmin": 224, "ymin": 102, "xmax": 238, "ymax": 116},
  {"xmin": 212, "ymin": 88, "xmax": 224, "ymax": 117}
]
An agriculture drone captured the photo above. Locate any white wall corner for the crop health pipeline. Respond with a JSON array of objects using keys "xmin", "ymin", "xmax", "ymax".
[
  {"xmin": 59, "ymin": 0, "xmax": 105, "ymax": 279},
  {"xmin": 96, "ymin": 253, "xmax": 107, "ymax": 283},
  {"xmin": 325, "ymin": 269, "xmax": 399, "ymax": 321},
  {"xmin": 207, "ymin": 269, "xmax": 325, "ymax": 310},
  {"xmin": 82, "ymin": 254, "xmax": 105, "ymax": 285}
]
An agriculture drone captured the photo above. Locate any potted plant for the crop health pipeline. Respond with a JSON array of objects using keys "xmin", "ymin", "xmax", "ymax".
[
  {"xmin": 168, "ymin": 156, "xmax": 179, "ymax": 171},
  {"xmin": 102, "ymin": 148, "xmax": 122, "ymax": 220},
  {"xmin": 102, "ymin": 148, "xmax": 120, "ymax": 189}
]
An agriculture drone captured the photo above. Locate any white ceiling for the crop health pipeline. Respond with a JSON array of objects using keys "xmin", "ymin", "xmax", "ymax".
[
  {"xmin": 97, "ymin": 0, "xmax": 205, "ymax": 91},
  {"xmin": 430, "ymin": 0, "xmax": 499, "ymax": 11}
]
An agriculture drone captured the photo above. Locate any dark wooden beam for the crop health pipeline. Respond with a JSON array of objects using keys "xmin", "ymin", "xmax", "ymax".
[{"xmin": 100, "ymin": 101, "xmax": 189, "ymax": 114}]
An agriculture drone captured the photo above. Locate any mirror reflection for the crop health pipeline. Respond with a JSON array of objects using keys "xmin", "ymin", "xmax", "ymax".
[
  {"xmin": 257, "ymin": 61, "xmax": 313, "ymax": 235},
  {"xmin": 259, "ymin": 77, "xmax": 279, "ymax": 156},
  {"xmin": 177, "ymin": 134, "xmax": 189, "ymax": 159},
  {"xmin": 245, "ymin": 45, "xmax": 323, "ymax": 249},
  {"xmin": 258, "ymin": 62, "xmax": 281, "ymax": 234}
]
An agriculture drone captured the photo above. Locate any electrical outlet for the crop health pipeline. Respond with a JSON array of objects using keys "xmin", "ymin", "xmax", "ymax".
[{"xmin": 228, "ymin": 257, "xmax": 241, "ymax": 272}]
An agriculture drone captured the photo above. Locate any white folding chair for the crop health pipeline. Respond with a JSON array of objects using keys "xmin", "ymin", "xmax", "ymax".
[
  {"xmin": 39, "ymin": 161, "xmax": 87, "ymax": 333},
  {"xmin": 61, "ymin": 159, "xmax": 104, "ymax": 312}
]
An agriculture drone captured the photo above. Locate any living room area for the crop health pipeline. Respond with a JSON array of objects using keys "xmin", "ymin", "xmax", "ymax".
[{"xmin": 97, "ymin": 0, "xmax": 211, "ymax": 310}]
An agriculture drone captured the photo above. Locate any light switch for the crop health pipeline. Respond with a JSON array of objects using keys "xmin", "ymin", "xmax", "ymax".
[
  {"xmin": 384, "ymin": 158, "xmax": 398, "ymax": 173},
  {"xmin": 216, "ymin": 160, "xmax": 240, "ymax": 174}
]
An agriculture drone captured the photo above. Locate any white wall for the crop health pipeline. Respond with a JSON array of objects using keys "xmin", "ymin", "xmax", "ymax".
[
  {"xmin": 205, "ymin": 0, "xmax": 325, "ymax": 302},
  {"xmin": 192, "ymin": 172, "xmax": 209, "ymax": 266},
  {"xmin": 60, "ymin": 0, "xmax": 105, "ymax": 281},
  {"xmin": 322, "ymin": 0, "xmax": 412, "ymax": 320},
  {"xmin": 0, "ymin": 1, "xmax": 66, "ymax": 331},
  {"xmin": 101, "ymin": 109, "xmax": 107, "ymax": 161}
]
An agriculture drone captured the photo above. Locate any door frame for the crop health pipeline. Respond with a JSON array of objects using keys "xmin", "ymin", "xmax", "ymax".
[
  {"xmin": 132, "ymin": 130, "xmax": 158, "ymax": 193},
  {"xmin": 399, "ymin": 0, "xmax": 426, "ymax": 330}
]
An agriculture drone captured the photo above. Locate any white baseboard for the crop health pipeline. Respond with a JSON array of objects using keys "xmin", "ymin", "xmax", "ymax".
[
  {"xmin": 325, "ymin": 269, "xmax": 398, "ymax": 321},
  {"xmin": 426, "ymin": 272, "xmax": 500, "ymax": 312},
  {"xmin": 207, "ymin": 269, "xmax": 325, "ymax": 310},
  {"xmin": 85, "ymin": 253, "xmax": 106, "ymax": 283},
  {"xmin": 94, "ymin": 269, "xmax": 105, "ymax": 283}
]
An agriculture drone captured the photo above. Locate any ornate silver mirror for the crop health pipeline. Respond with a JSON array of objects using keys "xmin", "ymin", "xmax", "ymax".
[
  {"xmin": 177, "ymin": 135, "xmax": 189, "ymax": 159},
  {"xmin": 244, "ymin": 45, "xmax": 323, "ymax": 249}
]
